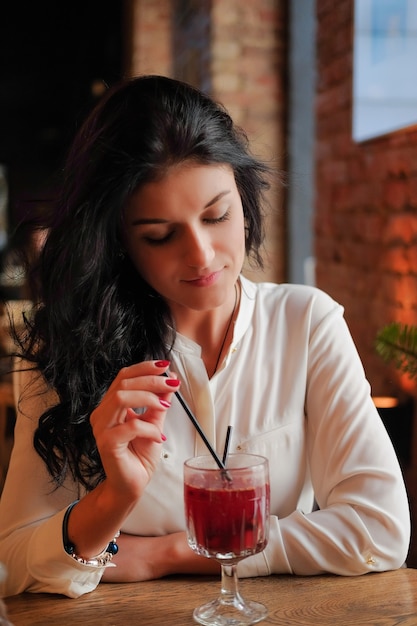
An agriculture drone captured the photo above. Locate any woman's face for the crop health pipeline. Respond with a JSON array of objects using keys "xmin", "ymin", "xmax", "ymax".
[{"xmin": 123, "ymin": 163, "xmax": 246, "ymax": 315}]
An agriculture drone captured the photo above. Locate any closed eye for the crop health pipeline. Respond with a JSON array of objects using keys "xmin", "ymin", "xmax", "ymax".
[
  {"xmin": 204, "ymin": 210, "xmax": 231, "ymax": 224},
  {"xmin": 144, "ymin": 232, "xmax": 174, "ymax": 245},
  {"xmin": 143, "ymin": 210, "xmax": 231, "ymax": 245}
]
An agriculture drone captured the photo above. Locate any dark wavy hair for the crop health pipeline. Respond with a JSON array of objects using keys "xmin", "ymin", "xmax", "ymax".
[{"xmin": 17, "ymin": 75, "xmax": 271, "ymax": 490}]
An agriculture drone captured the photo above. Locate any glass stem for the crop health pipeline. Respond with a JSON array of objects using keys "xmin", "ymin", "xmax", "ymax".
[{"xmin": 219, "ymin": 563, "xmax": 243, "ymax": 606}]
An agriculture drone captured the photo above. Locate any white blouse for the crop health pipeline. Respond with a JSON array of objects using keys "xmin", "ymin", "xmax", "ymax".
[{"xmin": 0, "ymin": 276, "xmax": 410, "ymax": 597}]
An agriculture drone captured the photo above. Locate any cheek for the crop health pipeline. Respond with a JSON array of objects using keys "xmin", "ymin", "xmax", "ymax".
[
  {"xmin": 130, "ymin": 248, "xmax": 174, "ymax": 288},
  {"xmin": 133, "ymin": 251, "xmax": 157, "ymax": 278},
  {"xmin": 126, "ymin": 245, "xmax": 151, "ymax": 277}
]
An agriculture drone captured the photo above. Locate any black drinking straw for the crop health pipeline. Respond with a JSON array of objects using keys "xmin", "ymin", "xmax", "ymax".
[
  {"xmin": 222, "ymin": 425, "xmax": 233, "ymax": 466},
  {"xmin": 163, "ymin": 373, "xmax": 227, "ymax": 472}
]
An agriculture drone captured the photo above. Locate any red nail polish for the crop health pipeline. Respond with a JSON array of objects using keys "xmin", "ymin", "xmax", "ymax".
[
  {"xmin": 165, "ymin": 378, "xmax": 180, "ymax": 387},
  {"xmin": 159, "ymin": 399, "xmax": 171, "ymax": 408},
  {"xmin": 161, "ymin": 433, "xmax": 167, "ymax": 442},
  {"xmin": 155, "ymin": 360, "xmax": 170, "ymax": 368}
]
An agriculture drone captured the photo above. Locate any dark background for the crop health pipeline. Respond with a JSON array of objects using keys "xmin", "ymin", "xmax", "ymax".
[{"xmin": 0, "ymin": 1, "xmax": 123, "ymax": 232}]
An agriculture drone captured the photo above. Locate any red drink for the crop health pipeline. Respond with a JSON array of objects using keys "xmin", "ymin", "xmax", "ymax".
[
  {"xmin": 184, "ymin": 479, "xmax": 270, "ymax": 560},
  {"xmin": 184, "ymin": 455, "xmax": 270, "ymax": 623}
]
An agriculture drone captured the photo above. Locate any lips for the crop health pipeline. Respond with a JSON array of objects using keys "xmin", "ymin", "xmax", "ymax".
[{"xmin": 183, "ymin": 271, "xmax": 221, "ymax": 287}]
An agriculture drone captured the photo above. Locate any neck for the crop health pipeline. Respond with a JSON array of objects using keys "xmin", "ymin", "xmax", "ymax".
[
  {"xmin": 174, "ymin": 281, "xmax": 240, "ymax": 377},
  {"xmin": 209, "ymin": 282, "xmax": 238, "ymax": 377}
]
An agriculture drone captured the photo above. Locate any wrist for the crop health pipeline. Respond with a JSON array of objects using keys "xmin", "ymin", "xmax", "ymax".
[
  {"xmin": 63, "ymin": 501, "xmax": 120, "ymax": 567},
  {"xmin": 63, "ymin": 483, "xmax": 130, "ymax": 561}
]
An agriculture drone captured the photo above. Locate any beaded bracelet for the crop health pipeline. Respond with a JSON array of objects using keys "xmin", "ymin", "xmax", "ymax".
[{"xmin": 63, "ymin": 501, "xmax": 120, "ymax": 567}]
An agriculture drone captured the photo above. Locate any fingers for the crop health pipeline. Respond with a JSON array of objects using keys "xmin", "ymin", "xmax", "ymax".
[
  {"xmin": 109, "ymin": 361, "xmax": 178, "ymax": 393},
  {"xmin": 90, "ymin": 360, "xmax": 180, "ymax": 433},
  {"xmin": 88, "ymin": 361, "xmax": 180, "ymax": 493},
  {"xmin": 113, "ymin": 409, "xmax": 166, "ymax": 445},
  {"xmin": 108, "ymin": 361, "xmax": 179, "ymax": 401},
  {"xmin": 125, "ymin": 407, "xmax": 166, "ymax": 440}
]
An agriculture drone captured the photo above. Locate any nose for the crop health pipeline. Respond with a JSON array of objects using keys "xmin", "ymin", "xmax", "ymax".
[{"xmin": 183, "ymin": 227, "xmax": 215, "ymax": 268}]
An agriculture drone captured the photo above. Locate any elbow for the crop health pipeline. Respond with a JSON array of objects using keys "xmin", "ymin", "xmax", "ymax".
[{"xmin": 363, "ymin": 513, "xmax": 411, "ymax": 573}]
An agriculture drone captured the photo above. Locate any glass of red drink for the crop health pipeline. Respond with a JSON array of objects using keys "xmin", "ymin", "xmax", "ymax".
[{"xmin": 184, "ymin": 453, "xmax": 270, "ymax": 625}]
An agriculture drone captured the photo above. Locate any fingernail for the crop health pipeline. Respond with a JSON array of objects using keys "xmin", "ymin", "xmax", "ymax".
[
  {"xmin": 159, "ymin": 399, "xmax": 171, "ymax": 408},
  {"xmin": 161, "ymin": 433, "xmax": 167, "ymax": 442},
  {"xmin": 155, "ymin": 360, "xmax": 170, "ymax": 368},
  {"xmin": 165, "ymin": 378, "xmax": 180, "ymax": 388}
]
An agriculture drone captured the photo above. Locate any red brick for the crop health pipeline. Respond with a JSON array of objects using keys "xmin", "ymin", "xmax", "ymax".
[{"xmin": 382, "ymin": 214, "xmax": 417, "ymax": 245}]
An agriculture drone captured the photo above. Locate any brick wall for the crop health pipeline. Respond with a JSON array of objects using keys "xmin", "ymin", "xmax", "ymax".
[
  {"xmin": 126, "ymin": 0, "xmax": 173, "ymax": 77},
  {"xmin": 210, "ymin": 0, "xmax": 287, "ymax": 283},
  {"xmin": 126, "ymin": 0, "xmax": 287, "ymax": 283},
  {"xmin": 315, "ymin": 0, "xmax": 417, "ymax": 399}
]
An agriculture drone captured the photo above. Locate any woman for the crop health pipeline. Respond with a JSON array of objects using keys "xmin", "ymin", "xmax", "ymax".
[{"xmin": 0, "ymin": 75, "xmax": 410, "ymax": 598}]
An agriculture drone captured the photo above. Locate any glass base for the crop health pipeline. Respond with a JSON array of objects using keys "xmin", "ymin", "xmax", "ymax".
[{"xmin": 193, "ymin": 596, "xmax": 268, "ymax": 626}]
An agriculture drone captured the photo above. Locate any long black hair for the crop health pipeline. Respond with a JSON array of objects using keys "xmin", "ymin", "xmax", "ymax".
[{"xmin": 17, "ymin": 75, "xmax": 271, "ymax": 489}]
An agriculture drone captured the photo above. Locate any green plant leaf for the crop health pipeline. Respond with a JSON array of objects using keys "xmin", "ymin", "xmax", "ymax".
[{"xmin": 375, "ymin": 322, "xmax": 417, "ymax": 380}]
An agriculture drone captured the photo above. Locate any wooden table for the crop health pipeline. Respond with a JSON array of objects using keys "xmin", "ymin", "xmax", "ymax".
[{"xmin": 4, "ymin": 568, "xmax": 417, "ymax": 625}]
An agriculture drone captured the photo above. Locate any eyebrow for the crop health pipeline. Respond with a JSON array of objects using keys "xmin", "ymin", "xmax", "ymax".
[{"xmin": 131, "ymin": 190, "xmax": 231, "ymax": 225}]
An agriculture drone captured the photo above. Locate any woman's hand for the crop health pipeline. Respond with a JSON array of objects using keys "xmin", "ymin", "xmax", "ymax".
[
  {"xmin": 66, "ymin": 360, "xmax": 179, "ymax": 560},
  {"xmin": 89, "ymin": 359, "xmax": 179, "ymax": 500},
  {"xmin": 102, "ymin": 531, "xmax": 220, "ymax": 582}
]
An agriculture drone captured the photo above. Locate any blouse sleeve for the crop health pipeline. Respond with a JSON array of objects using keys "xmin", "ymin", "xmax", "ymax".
[
  {"xmin": 0, "ymin": 366, "xmax": 105, "ymax": 598},
  {"xmin": 239, "ymin": 289, "xmax": 410, "ymax": 577}
]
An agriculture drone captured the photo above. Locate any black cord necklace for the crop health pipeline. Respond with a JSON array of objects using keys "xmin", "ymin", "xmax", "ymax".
[{"xmin": 211, "ymin": 283, "xmax": 238, "ymax": 376}]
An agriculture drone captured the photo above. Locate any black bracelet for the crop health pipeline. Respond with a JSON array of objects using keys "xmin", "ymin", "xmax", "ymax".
[
  {"xmin": 63, "ymin": 500, "xmax": 120, "ymax": 567},
  {"xmin": 62, "ymin": 500, "xmax": 79, "ymax": 555}
]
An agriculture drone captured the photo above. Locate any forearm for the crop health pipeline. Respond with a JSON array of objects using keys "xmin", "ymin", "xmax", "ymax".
[
  {"xmin": 66, "ymin": 481, "xmax": 138, "ymax": 560},
  {"xmin": 102, "ymin": 532, "xmax": 220, "ymax": 582},
  {"xmin": 277, "ymin": 504, "xmax": 409, "ymax": 576}
]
